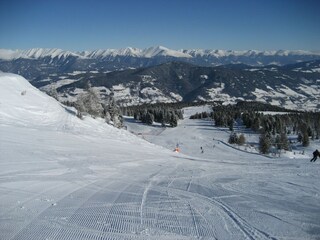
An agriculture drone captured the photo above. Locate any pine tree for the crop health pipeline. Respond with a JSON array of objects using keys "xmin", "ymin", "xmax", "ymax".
[
  {"xmin": 170, "ymin": 114, "xmax": 178, "ymax": 127},
  {"xmin": 252, "ymin": 117, "xmax": 260, "ymax": 131},
  {"xmin": 228, "ymin": 119, "xmax": 234, "ymax": 131},
  {"xmin": 228, "ymin": 132, "xmax": 238, "ymax": 144},
  {"xmin": 145, "ymin": 112, "xmax": 154, "ymax": 125},
  {"xmin": 259, "ymin": 133, "xmax": 271, "ymax": 154},
  {"xmin": 299, "ymin": 123, "xmax": 310, "ymax": 147},
  {"xmin": 302, "ymin": 130, "xmax": 310, "ymax": 147},
  {"xmin": 279, "ymin": 132, "xmax": 289, "ymax": 150}
]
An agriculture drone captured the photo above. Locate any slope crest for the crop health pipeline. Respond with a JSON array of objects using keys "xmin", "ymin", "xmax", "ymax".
[{"xmin": 0, "ymin": 72, "xmax": 73, "ymax": 128}]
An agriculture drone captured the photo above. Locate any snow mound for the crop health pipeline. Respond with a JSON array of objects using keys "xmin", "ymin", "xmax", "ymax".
[{"xmin": 0, "ymin": 73, "xmax": 70, "ymax": 127}]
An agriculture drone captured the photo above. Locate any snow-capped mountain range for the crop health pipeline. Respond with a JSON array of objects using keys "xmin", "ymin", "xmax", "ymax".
[
  {"xmin": 80, "ymin": 46, "xmax": 192, "ymax": 59},
  {"xmin": 1, "ymin": 46, "xmax": 320, "ymax": 61},
  {"xmin": 0, "ymin": 46, "xmax": 191, "ymax": 60}
]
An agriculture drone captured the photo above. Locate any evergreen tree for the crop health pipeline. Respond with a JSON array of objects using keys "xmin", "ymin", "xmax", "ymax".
[
  {"xmin": 170, "ymin": 114, "xmax": 178, "ymax": 127},
  {"xmin": 302, "ymin": 130, "xmax": 310, "ymax": 147},
  {"xmin": 297, "ymin": 132, "xmax": 303, "ymax": 143},
  {"xmin": 228, "ymin": 119, "xmax": 234, "ymax": 131},
  {"xmin": 299, "ymin": 123, "xmax": 310, "ymax": 147},
  {"xmin": 145, "ymin": 112, "xmax": 154, "ymax": 125},
  {"xmin": 279, "ymin": 132, "xmax": 289, "ymax": 150},
  {"xmin": 228, "ymin": 132, "xmax": 238, "ymax": 144},
  {"xmin": 252, "ymin": 117, "xmax": 260, "ymax": 131},
  {"xmin": 259, "ymin": 133, "xmax": 271, "ymax": 154}
]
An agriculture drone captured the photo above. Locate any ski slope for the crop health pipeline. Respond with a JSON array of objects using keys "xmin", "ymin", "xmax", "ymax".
[{"xmin": 1, "ymin": 73, "xmax": 320, "ymax": 239}]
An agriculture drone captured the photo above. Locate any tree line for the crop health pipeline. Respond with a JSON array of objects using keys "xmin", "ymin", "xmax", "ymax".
[
  {"xmin": 59, "ymin": 83, "xmax": 217, "ymax": 128},
  {"xmin": 189, "ymin": 101, "xmax": 320, "ymax": 154},
  {"xmin": 121, "ymin": 103, "xmax": 185, "ymax": 127}
]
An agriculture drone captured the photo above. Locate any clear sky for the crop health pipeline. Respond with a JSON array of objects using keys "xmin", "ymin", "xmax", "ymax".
[{"xmin": 0, "ymin": 0, "xmax": 319, "ymax": 51}]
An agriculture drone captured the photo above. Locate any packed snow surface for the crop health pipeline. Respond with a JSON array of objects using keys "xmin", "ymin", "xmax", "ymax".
[{"xmin": 1, "ymin": 73, "xmax": 320, "ymax": 239}]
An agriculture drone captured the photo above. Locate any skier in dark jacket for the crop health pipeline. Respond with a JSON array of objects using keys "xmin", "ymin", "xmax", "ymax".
[{"xmin": 310, "ymin": 149, "xmax": 320, "ymax": 162}]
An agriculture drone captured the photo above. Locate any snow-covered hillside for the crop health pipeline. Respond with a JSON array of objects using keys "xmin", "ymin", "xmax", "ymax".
[
  {"xmin": 1, "ymin": 73, "xmax": 320, "ymax": 239},
  {"xmin": 0, "ymin": 73, "xmax": 73, "ymax": 128}
]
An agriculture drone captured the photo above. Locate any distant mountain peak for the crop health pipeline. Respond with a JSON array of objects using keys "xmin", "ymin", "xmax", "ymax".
[{"xmin": 141, "ymin": 46, "xmax": 192, "ymax": 58}]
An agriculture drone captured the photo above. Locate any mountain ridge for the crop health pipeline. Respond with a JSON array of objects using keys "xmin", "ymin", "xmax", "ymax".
[
  {"xmin": 53, "ymin": 60, "xmax": 320, "ymax": 111},
  {"xmin": 1, "ymin": 46, "xmax": 320, "ymax": 61}
]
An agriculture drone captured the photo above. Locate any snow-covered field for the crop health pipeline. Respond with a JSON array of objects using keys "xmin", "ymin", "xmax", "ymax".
[{"xmin": 1, "ymin": 73, "xmax": 320, "ymax": 239}]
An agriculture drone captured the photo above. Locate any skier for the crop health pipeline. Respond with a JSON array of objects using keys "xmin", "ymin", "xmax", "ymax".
[
  {"xmin": 174, "ymin": 143, "xmax": 180, "ymax": 153},
  {"xmin": 200, "ymin": 146, "xmax": 204, "ymax": 154},
  {"xmin": 310, "ymin": 149, "xmax": 320, "ymax": 162}
]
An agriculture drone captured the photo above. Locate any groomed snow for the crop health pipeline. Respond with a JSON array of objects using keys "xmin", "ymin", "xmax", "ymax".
[{"xmin": 1, "ymin": 73, "xmax": 320, "ymax": 239}]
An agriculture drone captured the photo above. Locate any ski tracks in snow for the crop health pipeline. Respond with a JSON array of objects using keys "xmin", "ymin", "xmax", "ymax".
[
  {"xmin": 143, "ymin": 162, "xmax": 276, "ymax": 239},
  {"xmin": 165, "ymin": 186, "xmax": 276, "ymax": 240},
  {"xmin": 7, "ymin": 162, "xmax": 277, "ymax": 240}
]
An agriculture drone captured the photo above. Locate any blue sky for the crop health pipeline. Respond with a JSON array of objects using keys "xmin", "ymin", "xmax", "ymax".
[{"xmin": 0, "ymin": 0, "xmax": 319, "ymax": 51}]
